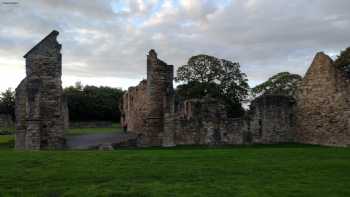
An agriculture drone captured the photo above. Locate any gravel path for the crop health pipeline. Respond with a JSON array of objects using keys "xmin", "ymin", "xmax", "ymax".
[{"xmin": 66, "ymin": 132, "xmax": 137, "ymax": 149}]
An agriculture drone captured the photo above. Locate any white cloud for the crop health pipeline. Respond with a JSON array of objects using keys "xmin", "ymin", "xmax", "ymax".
[{"xmin": 0, "ymin": 0, "xmax": 349, "ymax": 91}]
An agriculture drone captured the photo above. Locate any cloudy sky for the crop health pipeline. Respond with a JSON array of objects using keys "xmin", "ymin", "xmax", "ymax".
[{"xmin": 0, "ymin": 0, "xmax": 349, "ymax": 92}]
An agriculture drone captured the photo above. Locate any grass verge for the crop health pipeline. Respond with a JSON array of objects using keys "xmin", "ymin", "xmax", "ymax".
[
  {"xmin": 0, "ymin": 145, "xmax": 349, "ymax": 196},
  {"xmin": 66, "ymin": 123, "xmax": 122, "ymax": 136}
]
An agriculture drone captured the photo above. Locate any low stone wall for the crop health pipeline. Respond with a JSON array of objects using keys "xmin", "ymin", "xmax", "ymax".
[
  {"xmin": 69, "ymin": 121, "xmax": 113, "ymax": 128},
  {"xmin": 163, "ymin": 98, "xmax": 246, "ymax": 146},
  {"xmin": 163, "ymin": 95, "xmax": 296, "ymax": 147},
  {"xmin": 248, "ymin": 95, "xmax": 296, "ymax": 144}
]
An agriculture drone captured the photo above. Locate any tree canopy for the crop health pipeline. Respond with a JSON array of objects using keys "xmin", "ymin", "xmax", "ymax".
[
  {"xmin": 0, "ymin": 88, "xmax": 15, "ymax": 119},
  {"xmin": 64, "ymin": 83, "xmax": 124, "ymax": 122},
  {"xmin": 252, "ymin": 72, "xmax": 302, "ymax": 98},
  {"xmin": 175, "ymin": 54, "xmax": 249, "ymax": 117},
  {"xmin": 334, "ymin": 47, "xmax": 350, "ymax": 77}
]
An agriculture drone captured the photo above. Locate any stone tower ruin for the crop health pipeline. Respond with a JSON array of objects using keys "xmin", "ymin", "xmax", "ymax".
[
  {"xmin": 15, "ymin": 30, "xmax": 65, "ymax": 150},
  {"xmin": 120, "ymin": 50, "xmax": 174, "ymax": 146},
  {"xmin": 144, "ymin": 50, "xmax": 174, "ymax": 146}
]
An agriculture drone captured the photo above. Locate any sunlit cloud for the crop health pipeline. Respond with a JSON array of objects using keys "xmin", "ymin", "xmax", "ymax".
[{"xmin": 0, "ymin": 0, "xmax": 349, "ymax": 92}]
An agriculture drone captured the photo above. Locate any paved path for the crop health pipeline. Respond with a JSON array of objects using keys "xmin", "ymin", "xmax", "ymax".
[{"xmin": 66, "ymin": 132, "xmax": 137, "ymax": 150}]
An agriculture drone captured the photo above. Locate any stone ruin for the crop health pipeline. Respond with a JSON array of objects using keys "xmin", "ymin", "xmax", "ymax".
[
  {"xmin": 122, "ymin": 51, "xmax": 350, "ymax": 147},
  {"xmin": 295, "ymin": 52, "xmax": 350, "ymax": 147},
  {"xmin": 121, "ymin": 50, "xmax": 296, "ymax": 147},
  {"xmin": 121, "ymin": 50, "xmax": 174, "ymax": 146},
  {"xmin": 15, "ymin": 30, "xmax": 66, "ymax": 150},
  {"xmin": 14, "ymin": 31, "xmax": 350, "ymax": 149}
]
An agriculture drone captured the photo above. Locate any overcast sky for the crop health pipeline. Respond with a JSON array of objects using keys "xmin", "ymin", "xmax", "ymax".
[{"xmin": 0, "ymin": 0, "xmax": 349, "ymax": 92}]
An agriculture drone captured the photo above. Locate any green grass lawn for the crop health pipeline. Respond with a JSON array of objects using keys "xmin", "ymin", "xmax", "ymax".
[
  {"xmin": 66, "ymin": 123, "xmax": 122, "ymax": 136},
  {"xmin": 0, "ymin": 142, "xmax": 349, "ymax": 197},
  {"xmin": 0, "ymin": 127, "xmax": 15, "ymax": 133},
  {"xmin": 0, "ymin": 135, "xmax": 14, "ymax": 149}
]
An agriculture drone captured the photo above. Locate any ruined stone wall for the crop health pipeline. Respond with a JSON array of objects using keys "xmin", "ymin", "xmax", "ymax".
[
  {"xmin": 122, "ymin": 50, "xmax": 296, "ymax": 147},
  {"xmin": 295, "ymin": 52, "xmax": 350, "ymax": 147},
  {"xmin": 248, "ymin": 95, "xmax": 296, "ymax": 144},
  {"xmin": 143, "ymin": 50, "xmax": 174, "ymax": 146},
  {"xmin": 163, "ymin": 95, "xmax": 295, "ymax": 147},
  {"xmin": 15, "ymin": 79, "xmax": 27, "ymax": 149},
  {"xmin": 121, "ymin": 80, "xmax": 148, "ymax": 134},
  {"xmin": 120, "ymin": 50, "xmax": 174, "ymax": 146},
  {"xmin": 15, "ymin": 30, "xmax": 65, "ymax": 150},
  {"xmin": 63, "ymin": 96, "xmax": 69, "ymax": 130},
  {"xmin": 163, "ymin": 98, "xmax": 246, "ymax": 146}
]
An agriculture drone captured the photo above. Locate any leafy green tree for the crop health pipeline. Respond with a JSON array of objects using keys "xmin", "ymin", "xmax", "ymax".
[
  {"xmin": 252, "ymin": 72, "xmax": 302, "ymax": 98},
  {"xmin": 175, "ymin": 54, "xmax": 249, "ymax": 117},
  {"xmin": 0, "ymin": 88, "xmax": 15, "ymax": 119},
  {"xmin": 334, "ymin": 47, "xmax": 350, "ymax": 77}
]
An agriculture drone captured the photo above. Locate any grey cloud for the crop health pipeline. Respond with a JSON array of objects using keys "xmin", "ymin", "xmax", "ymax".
[{"xmin": 0, "ymin": 0, "xmax": 349, "ymax": 88}]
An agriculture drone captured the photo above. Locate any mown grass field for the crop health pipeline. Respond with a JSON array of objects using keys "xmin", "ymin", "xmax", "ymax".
[
  {"xmin": 0, "ymin": 123, "xmax": 122, "ymax": 137},
  {"xmin": 66, "ymin": 123, "xmax": 122, "ymax": 136},
  {"xmin": 0, "ymin": 124, "xmax": 349, "ymax": 196},
  {"xmin": 0, "ymin": 140, "xmax": 349, "ymax": 197}
]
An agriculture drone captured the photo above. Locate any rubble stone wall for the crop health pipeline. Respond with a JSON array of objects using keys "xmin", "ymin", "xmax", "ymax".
[
  {"xmin": 163, "ymin": 96, "xmax": 295, "ymax": 146},
  {"xmin": 295, "ymin": 52, "xmax": 350, "ymax": 147},
  {"xmin": 121, "ymin": 80, "xmax": 148, "ymax": 134},
  {"xmin": 122, "ymin": 51, "xmax": 296, "ymax": 147},
  {"xmin": 248, "ymin": 95, "xmax": 296, "ymax": 144},
  {"xmin": 15, "ymin": 30, "xmax": 65, "ymax": 150},
  {"xmin": 122, "ymin": 50, "xmax": 350, "ymax": 147},
  {"xmin": 144, "ymin": 49, "xmax": 174, "ymax": 146},
  {"xmin": 163, "ymin": 98, "xmax": 245, "ymax": 146}
]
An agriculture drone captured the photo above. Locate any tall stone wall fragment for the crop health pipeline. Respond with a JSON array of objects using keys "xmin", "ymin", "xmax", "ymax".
[
  {"xmin": 295, "ymin": 52, "xmax": 350, "ymax": 147},
  {"xmin": 15, "ymin": 30, "xmax": 65, "ymax": 150},
  {"xmin": 144, "ymin": 50, "xmax": 174, "ymax": 146}
]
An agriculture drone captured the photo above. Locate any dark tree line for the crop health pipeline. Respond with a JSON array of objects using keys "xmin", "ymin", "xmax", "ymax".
[
  {"xmin": 0, "ymin": 85, "xmax": 125, "ymax": 123},
  {"xmin": 0, "ymin": 89, "xmax": 15, "ymax": 120},
  {"xmin": 334, "ymin": 47, "xmax": 350, "ymax": 77},
  {"xmin": 64, "ymin": 83, "xmax": 124, "ymax": 122}
]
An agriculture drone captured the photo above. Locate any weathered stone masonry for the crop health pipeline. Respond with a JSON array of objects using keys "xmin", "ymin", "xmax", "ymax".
[
  {"xmin": 15, "ymin": 30, "xmax": 66, "ymax": 150},
  {"xmin": 122, "ymin": 51, "xmax": 295, "ymax": 147},
  {"xmin": 248, "ymin": 95, "xmax": 295, "ymax": 144},
  {"xmin": 121, "ymin": 50, "xmax": 174, "ymax": 146},
  {"xmin": 121, "ymin": 80, "xmax": 148, "ymax": 135},
  {"xmin": 123, "ymin": 50, "xmax": 350, "ymax": 147},
  {"xmin": 145, "ymin": 50, "xmax": 174, "ymax": 146},
  {"xmin": 296, "ymin": 52, "xmax": 350, "ymax": 147}
]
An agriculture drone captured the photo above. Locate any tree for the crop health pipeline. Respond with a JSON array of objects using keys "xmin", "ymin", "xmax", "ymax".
[
  {"xmin": 334, "ymin": 47, "xmax": 350, "ymax": 77},
  {"xmin": 175, "ymin": 54, "xmax": 249, "ymax": 117},
  {"xmin": 64, "ymin": 83, "xmax": 125, "ymax": 122},
  {"xmin": 0, "ymin": 88, "xmax": 15, "ymax": 120},
  {"xmin": 251, "ymin": 72, "xmax": 302, "ymax": 98}
]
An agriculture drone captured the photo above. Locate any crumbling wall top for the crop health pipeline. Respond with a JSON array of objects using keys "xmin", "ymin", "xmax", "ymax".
[{"xmin": 23, "ymin": 30, "xmax": 61, "ymax": 58}]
